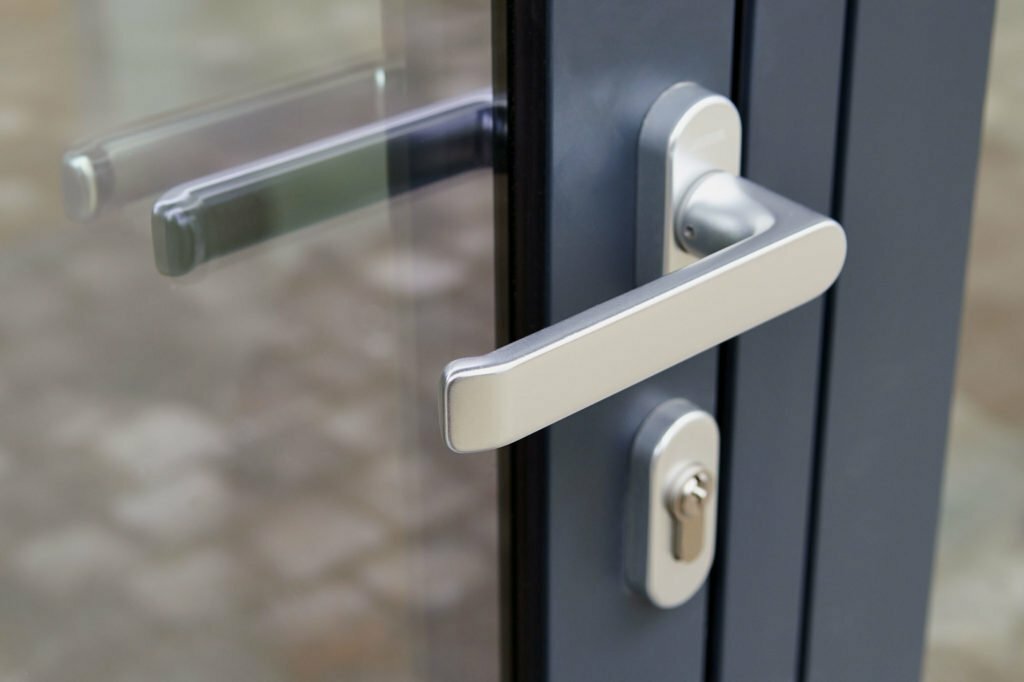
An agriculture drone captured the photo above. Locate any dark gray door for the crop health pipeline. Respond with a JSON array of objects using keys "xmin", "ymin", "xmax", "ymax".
[
  {"xmin": 801, "ymin": 3, "xmax": 994, "ymax": 681},
  {"xmin": 496, "ymin": 1, "xmax": 994, "ymax": 681},
  {"xmin": 496, "ymin": 2, "xmax": 733, "ymax": 680}
]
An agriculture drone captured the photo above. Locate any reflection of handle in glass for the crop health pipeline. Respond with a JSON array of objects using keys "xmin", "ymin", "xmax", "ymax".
[
  {"xmin": 61, "ymin": 64, "xmax": 395, "ymax": 223},
  {"xmin": 440, "ymin": 83, "xmax": 847, "ymax": 453},
  {"xmin": 151, "ymin": 90, "xmax": 499, "ymax": 276}
]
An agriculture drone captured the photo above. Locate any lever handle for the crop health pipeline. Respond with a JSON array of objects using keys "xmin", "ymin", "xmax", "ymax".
[
  {"xmin": 151, "ymin": 90, "xmax": 497, "ymax": 276},
  {"xmin": 441, "ymin": 176, "xmax": 845, "ymax": 452},
  {"xmin": 62, "ymin": 64, "xmax": 395, "ymax": 222},
  {"xmin": 440, "ymin": 82, "xmax": 846, "ymax": 453}
]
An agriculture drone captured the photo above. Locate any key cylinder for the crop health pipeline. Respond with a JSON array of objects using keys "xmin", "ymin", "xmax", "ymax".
[{"xmin": 665, "ymin": 465, "xmax": 713, "ymax": 562}]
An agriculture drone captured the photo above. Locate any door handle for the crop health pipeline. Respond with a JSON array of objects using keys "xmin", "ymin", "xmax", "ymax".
[
  {"xmin": 440, "ymin": 83, "xmax": 847, "ymax": 453},
  {"xmin": 62, "ymin": 64, "xmax": 397, "ymax": 222},
  {"xmin": 64, "ymin": 77, "xmax": 499, "ymax": 276},
  {"xmin": 151, "ymin": 90, "xmax": 498, "ymax": 276}
]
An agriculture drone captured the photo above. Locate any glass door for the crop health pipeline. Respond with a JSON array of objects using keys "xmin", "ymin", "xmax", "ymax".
[{"xmin": 0, "ymin": 1, "xmax": 497, "ymax": 680}]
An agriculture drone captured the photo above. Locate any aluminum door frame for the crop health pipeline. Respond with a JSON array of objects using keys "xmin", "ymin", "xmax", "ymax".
[
  {"xmin": 495, "ymin": 1, "xmax": 995, "ymax": 681},
  {"xmin": 708, "ymin": 3, "xmax": 847, "ymax": 681},
  {"xmin": 494, "ymin": 1, "xmax": 734, "ymax": 680},
  {"xmin": 802, "ymin": 2, "xmax": 995, "ymax": 680}
]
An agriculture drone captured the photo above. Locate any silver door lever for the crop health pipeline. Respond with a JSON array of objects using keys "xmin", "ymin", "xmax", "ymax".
[{"xmin": 440, "ymin": 83, "xmax": 847, "ymax": 453}]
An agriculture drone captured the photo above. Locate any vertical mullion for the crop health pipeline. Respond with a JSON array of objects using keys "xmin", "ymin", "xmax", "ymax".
[
  {"xmin": 801, "ymin": 2, "xmax": 995, "ymax": 680},
  {"xmin": 708, "ymin": 2, "xmax": 848, "ymax": 681}
]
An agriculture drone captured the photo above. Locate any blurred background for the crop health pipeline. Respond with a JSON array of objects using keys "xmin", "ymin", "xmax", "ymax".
[
  {"xmin": 0, "ymin": 0, "xmax": 1020, "ymax": 681},
  {"xmin": 0, "ymin": 1, "xmax": 498, "ymax": 681}
]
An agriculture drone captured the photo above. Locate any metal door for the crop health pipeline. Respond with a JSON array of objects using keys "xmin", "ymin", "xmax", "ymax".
[
  {"xmin": 0, "ymin": 1, "xmax": 995, "ymax": 681},
  {"xmin": 496, "ymin": 1, "xmax": 994, "ymax": 681}
]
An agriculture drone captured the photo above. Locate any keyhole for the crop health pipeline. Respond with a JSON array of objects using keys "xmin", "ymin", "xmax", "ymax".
[{"xmin": 665, "ymin": 466, "xmax": 713, "ymax": 563}]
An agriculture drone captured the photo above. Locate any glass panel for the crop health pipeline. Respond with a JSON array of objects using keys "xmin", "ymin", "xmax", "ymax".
[
  {"xmin": 0, "ymin": 1, "xmax": 496, "ymax": 681},
  {"xmin": 924, "ymin": 2, "xmax": 1024, "ymax": 680}
]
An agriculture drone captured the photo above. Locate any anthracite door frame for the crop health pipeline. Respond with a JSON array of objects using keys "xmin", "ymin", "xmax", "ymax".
[
  {"xmin": 710, "ymin": 3, "xmax": 846, "ymax": 681},
  {"xmin": 802, "ymin": 3, "xmax": 994, "ymax": 680},
  {"xmin": 493, "ymin": 1, "xmax": 994, "ymax": 681},
  {"xmin": 496, "ymin": 1, "xmax": 732, "ymax": 680}
]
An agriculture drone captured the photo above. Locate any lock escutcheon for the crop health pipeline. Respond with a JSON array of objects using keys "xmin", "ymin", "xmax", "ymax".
[{"xmin": 626, "ymin": 398, "xmax": 720, "ymax": 609}]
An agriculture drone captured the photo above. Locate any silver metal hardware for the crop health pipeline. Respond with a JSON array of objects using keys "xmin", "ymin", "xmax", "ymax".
[
  {"xmin": 635, "ymin": 82, "xmax": 741, "ymax": 281},
  {"xmin": 440, "ymin": 82, "xmax": 846, "ymax": 454},
  {"xmin": 665, "ymin": 464, "xmax": 713, "ymax": 562},
  {"xmin": 676, "ymin": 173, "xmax": 776, "ymax": 258},
  {"xmin": 626, "ymin": 399, "xmax": 719, "ymax": 608}
]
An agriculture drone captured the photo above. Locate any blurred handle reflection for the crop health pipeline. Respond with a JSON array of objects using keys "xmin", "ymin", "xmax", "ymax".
[
  {"xmin": 151, "ymin": 91, "xmax": 499, "ymax": 276},
  {"xmin": 61, "ymin": 65, "xmax": 391, "ymax": 222}
]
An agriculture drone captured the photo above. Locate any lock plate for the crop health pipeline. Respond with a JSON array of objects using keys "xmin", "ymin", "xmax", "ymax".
[
  {"xmin": 636, "ymin": 82, "xmax": 741, "ymax": 284},
  {"xmin": 626, "ymin": 399, "xmax": 720, "ymax": 608}
]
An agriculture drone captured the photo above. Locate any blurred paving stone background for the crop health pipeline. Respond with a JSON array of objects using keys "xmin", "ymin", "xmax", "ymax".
[
  {"xmin": 0, "ymin": 1, "xmax": 497, "ymax": 681},
  {"xmin": 0, "ymin": 1, "xmax": 1021, "ymax": 681}
]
